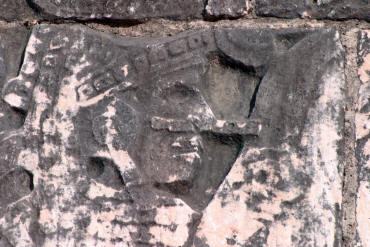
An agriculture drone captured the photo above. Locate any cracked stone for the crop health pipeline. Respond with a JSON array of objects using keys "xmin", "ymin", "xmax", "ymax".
[{"xmin": 0, "ymin": 25, "xmax": 344, "ymax": 246}]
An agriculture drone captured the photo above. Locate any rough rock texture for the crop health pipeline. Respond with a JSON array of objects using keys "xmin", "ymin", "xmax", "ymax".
[
  {"xmin": 1, "ymin": 0, "xmax": 369, "ymax": 22},
  {"xmin": 28, "ymin": 0, "xmax": 204, "ymax": 21},
  {"xmin": 0, "ymin": 24, "xmax": 345, "ymax": 246},
  {"xmin": 0, "ymin": 26, "xmax": 30, "ymax": 140},
  {"xmin": 0, "ymin": 0, "xmax": 40, "ymax": 21},
  {"xmin": 195, "ymin": 28, "xmax": 345, "ymax": 247},
  {"xmin": 204, "ymin": 0, "xmax": 249, "ymax": 20},
  {"xmin": 356, "ymin": 30, "xmax": 370, "ymax": 247},
  {"xmin": 256, "ymin": 0, "xmax": 370, "ymax": 21}
]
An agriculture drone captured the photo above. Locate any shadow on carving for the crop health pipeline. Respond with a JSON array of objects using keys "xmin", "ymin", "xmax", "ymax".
[
  {"xmin": 87, "ymin": 156, "xmax": 125, "ymax": 190},
  {"xmin": 203, "ymin": 52, "xmax": 263, "ymax": 121},
  {"xmin": 0, "ymin": 105, "xmax": 26, "ymax": 133}
]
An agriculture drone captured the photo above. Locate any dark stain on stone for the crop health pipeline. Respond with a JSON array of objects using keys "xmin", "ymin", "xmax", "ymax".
[
  {"xmin": 29, "ymin": 219, "xmax": 45, "ymax": 246},
  {"xmin": 226, "ymin": 237, "xmax": 236, "ymax": 245},
  {"xmin": 193, "ymin": 236, "xmax": 211, "ymax": 247},
  {"xmin": 293, "ymin": 171, "xmax": 312, "ymax": 190},
  {"xmin": 154, "ymin": 180, "xmax": 192, "ymax": 195},
  {"xmin": 245, "ymin": 227, "xmax": 270, "ymax": 247},
  {"xmin": 245, "ymin": 192, "xmax": 267, "ymax": 212},
  {"xmin": 255, "ymin": 170, "xmax": 268, "ymax": 184},
  {"xmin": 334, "ymin": 202, "xmax": 342, "ymax": 247},
  {"xmin": 243, "ymin": 168, "xmax": 254, "ymax": 184},
  {"xmin": 87, "ymin": 157, "xmax": 105, "ymax": 179},
  {"xmin": 185, "ymin": 212, "xmax": 202, "ymax": 247},
  {"xmin": 281, "ymin": 193, "xmax": 305, "ymax": 209},
  {"xmin": 87, "ymin": 157, "xmax": 125, "ymax": 190},
  {"xmin": 76, "ymin": 216, "xmax": 91, "ymax": 230},
  {"xmin": 232, "ymin": 181, "xmax": 244, "ymax": 190}
]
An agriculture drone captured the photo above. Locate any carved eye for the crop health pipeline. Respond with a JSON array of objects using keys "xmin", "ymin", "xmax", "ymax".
[{"xmin": 162, "ymin": 84, "xmax": 197, "ymax": 104}]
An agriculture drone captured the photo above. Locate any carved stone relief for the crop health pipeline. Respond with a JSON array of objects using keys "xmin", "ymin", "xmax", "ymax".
[{"xmin": 0, "ymin": 25, "xmax": 345, "ymax": 246}]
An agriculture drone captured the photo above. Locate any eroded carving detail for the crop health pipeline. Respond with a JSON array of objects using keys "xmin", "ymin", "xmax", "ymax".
[{"xmin": 0, "ymin": 25, "xmax": 344, "ymax": 246}]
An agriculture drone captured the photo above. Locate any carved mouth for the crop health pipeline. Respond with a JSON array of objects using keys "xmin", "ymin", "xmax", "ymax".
[
  {"xmin": 171, "ymin": 152, "xmax": 201, "ymax": 168},
  {"xmin": 151, "ymin": 115, "xmax": 261, "ymax": 136},
  {"xmin": 171, "ymin": 135, "xmax": 204, "ymax": 154}
]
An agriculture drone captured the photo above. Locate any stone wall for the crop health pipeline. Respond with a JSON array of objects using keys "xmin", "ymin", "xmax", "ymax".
[{"xmin": 0, "ymin": 1, "xmax": 368, "ymax": 247}]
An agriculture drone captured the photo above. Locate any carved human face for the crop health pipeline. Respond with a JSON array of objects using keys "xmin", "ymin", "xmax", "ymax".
[
  {"xmin": 131, "ymin": 72, "xmax": 214, "ymax": 185},
  {"xmin": 80, "ymin": 50, "xmax": 259, "ymax": 209},
  {"xmin": 124, "ymin": 62, "xmax": 257, "ymax": 209}
]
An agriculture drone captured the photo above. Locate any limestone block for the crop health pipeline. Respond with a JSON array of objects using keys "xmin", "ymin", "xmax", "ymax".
[
  {"xmin": 28, "ymin": 0, "xmax": 204, "ymax": 21},
  {"xmin": 205, "ymin": 0, "xmax": 249, "ymax": 19},
  {"xmin": 356, "ymin": 30, "xmax": 370, "ymax": 247},
  {"xmin": 0, "ymin": 0, "xmax": 39, "ymax": 21},
  {"xmin": 256, "ymin": 0, "xmax": 370, "ymax": 21},
  {"xmin": 0, "ymin": 25, "xmax": 345, "ymax": 246}
]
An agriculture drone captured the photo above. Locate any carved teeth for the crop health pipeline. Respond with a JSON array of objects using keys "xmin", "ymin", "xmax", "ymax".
[
  {"xmin": 208, "ymin": 119, "xmax": 261, "ymax": 136},
  {"xmin": 151, "ymin": 116, "xmax": 261, "ymax": 136},
  {"xmin": 172, "ymin": 152, "xmax": 201, "ymax": 165},
  {"xmin": 171, "ymin": 136, "xmax": 204, "ymax": 152},
  {"xmin": 151, "ymin": 116, "xmax": 195, "ymax": 132}
]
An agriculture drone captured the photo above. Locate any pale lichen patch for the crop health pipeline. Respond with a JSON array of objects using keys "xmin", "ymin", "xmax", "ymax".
[
  {"xmin": 149, "ymin": 199, "xmax": 197, "ymax": 247},
  {"xmin": 358, "ymin": 53, "xmax": 370, "ymax": 83},
  {"xmin": 356, "ymin": 181, "xmax": 370, "ymax": 247},
  {"xmin": 3, "ymin": 93, "xmax": 24, "ymax": 109}
]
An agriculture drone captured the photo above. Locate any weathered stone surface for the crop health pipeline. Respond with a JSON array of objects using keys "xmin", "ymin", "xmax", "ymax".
[
  {"xmin": 0, "ymin": 26, "xmax": 30, "ymax": 179},
  {"xmin": 28, "ymin": 0, "xmax": 204, "ymax": 21},
  {"xmin": 204, "ymin": 0, "xmax": 249, "ymax": 20},
  {"xmin": 256, "ymin": 0, "xmax": 370, "ymax": 21},
  {"xmin": 0, "ymin": 0, "xmax": 39, "ymax": 21},
  {"xmin": 195, "ymin": 28, "xmax": 345, "ymax": 247},
  {"xmin": 0, "ymin": 26, "xmax": 30, "ymax": 88},
  {"xmin": 0, "ymin": 25, "xmax": 344, "ymax": 246},
  {"xmin": 356, "ymin": 30, "xmax": 370, "ymax": 247}
]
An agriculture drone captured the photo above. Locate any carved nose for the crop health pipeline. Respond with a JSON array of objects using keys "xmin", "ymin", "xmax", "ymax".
[
  {"xmin": 151, "ymin": 116, "xmax": 261, "ymax": 136},
  {"xmin": 151, "ymin": 116, "xmax": 195, "ymax": 132}
]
